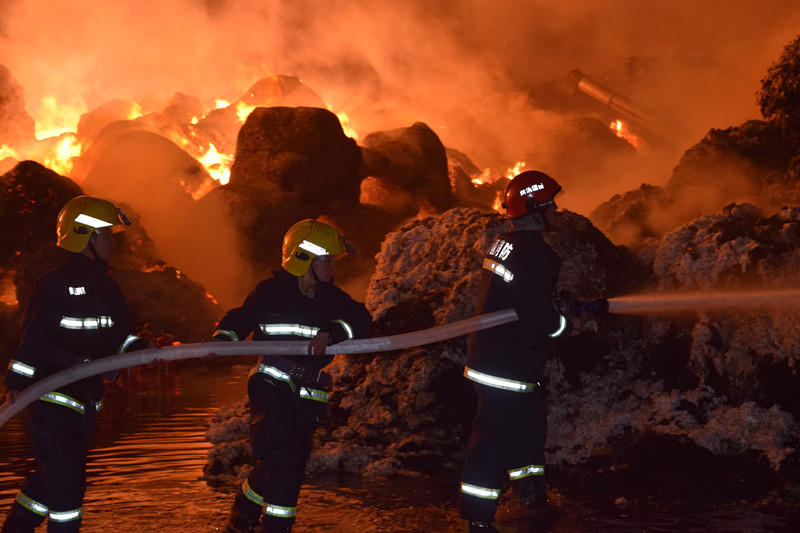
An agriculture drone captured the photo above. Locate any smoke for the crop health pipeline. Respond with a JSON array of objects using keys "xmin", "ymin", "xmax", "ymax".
[
  {"xmin": 3, "ymin": 0, "xmax": 799, "ymax": 200},
  {"xmin": 2, "ymin": 0, "xmax": 800, "ymax": 304}
]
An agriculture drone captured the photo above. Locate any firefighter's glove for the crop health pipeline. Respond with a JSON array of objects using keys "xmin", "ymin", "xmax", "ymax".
[{"xmin": 308, "ymin": 331, "xmax": 332, "ymax": 356}]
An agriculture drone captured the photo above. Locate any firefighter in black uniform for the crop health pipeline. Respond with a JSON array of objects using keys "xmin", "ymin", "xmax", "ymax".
[
  {"xmin": 459, "ymin": 171, "xmax": 572, "ymax": 532},
  {"xmin": 2, "ymin": 195, "xmax": 146, "ymax": 533},
  {"xmin": 215, "ymin": 218, "xmax": 371, "ymax": 533}
]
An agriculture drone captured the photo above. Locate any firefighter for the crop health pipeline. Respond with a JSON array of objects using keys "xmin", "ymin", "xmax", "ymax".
[
  {"xmin": 214, "ymin": 218, "xmax": 371, "ymax": 533},
  {"xmin": 459, "ymin": 171, "xmax": 572, "ymax": 532},
  {"xmin": 2, "ymin": 195, "xmax": 148, "ymax": 533}
]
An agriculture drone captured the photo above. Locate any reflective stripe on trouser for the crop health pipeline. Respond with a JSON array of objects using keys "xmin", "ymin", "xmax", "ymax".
[
  {"xmin": 236, "ymin": 372, "xmax": 327, "ymax": 531},
  {"xmin": 508, "ymin": 464, "xmax": 544, "ymax": 480},
  {"xmin": 5, "ymin": 400, "xmax": 94, "ymax": 532},
  {"xmin": 460, "ymin": 384, "xmax": 546, "ymax": 523}
]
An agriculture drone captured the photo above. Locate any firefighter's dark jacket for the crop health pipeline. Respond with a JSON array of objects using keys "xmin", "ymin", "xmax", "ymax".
[
  {"xmin": 467, "ymin": 229, "xmax": 570, "ymax": 383},
  {"xmin": 4, "ymin": 252, "xmax": 143, "ymax": 403},
  {"xmin": 212, "ymin": 269, "xmax": 372, "ymax": 372}
]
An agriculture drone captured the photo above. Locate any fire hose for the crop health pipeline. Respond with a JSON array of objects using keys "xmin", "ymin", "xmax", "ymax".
[{"xmin": 0, "ymin": 308, "xmax": 520, "ymax": 428}]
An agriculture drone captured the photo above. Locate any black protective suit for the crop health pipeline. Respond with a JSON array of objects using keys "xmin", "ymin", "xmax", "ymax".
[
  {"xmin": 213, "ymin": 269, "xmax": 371, "ymax": 533},
  {"xmin": 2, "ymin": 253, "xmax": 143, "ymax": 533},
  {"xmin": 460, "ymin": 229, "xmax": 570, "ymax": 523}
]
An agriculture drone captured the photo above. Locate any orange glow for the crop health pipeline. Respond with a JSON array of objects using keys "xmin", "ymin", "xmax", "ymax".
[
  {"xmin": 334, "ymin": 111, "xmax": 359, "ymax": 140},
  {"xmin": 235, "ymin": 101, "xmax": 256, "ymax": 122},
  {"xmin": 471, "ymin": 168, "xmax": 492, "ymax": 186},
  {"xmin": 0, "ymin": 271, "xmax": 18, "ymax": 307},
  {"xmin": 504, "ymin": 161, "xmax": 526, "ymax": 180},
  {"xmin": 1, "ymin": 144, "xmax": 19, "ymax": 160},
  {"xmin": 44, "ymin": 133, "xmax": 82, "ymax": 176},
  {"xmin": 34, "ymin": 96, "xmax": 85, "ymax": 140},
  {"xmin": 127, "ymin": 102, "xmax": 144, "ymax": 121},
  {"xmin": 609, "ymin": 119, "xmax": 642, "ymax": 150},
  {"xmin": 198, "ymin": 143, "xmax": 232, "ymax": 185}
]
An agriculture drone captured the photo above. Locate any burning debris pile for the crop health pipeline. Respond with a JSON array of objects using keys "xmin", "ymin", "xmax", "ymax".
[
  {"xmin": 591, "ymin": 36, "xmax": 800, "ymax": 247},
  {"xmin": 203, "ymin": 37, "xmax": 800, "ymax": 501}
]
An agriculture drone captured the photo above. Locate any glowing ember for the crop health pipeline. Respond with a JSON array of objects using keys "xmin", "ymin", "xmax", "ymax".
[
  {"xmin": 44, "ymin": 133, "xmax": 82, "ymax": 176},
  {"xmin": 609, "ymin": 119, "xmax": 642, "ymax": 150}
]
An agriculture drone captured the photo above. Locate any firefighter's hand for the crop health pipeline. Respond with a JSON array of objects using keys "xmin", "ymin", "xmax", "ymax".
[
  {"xmin": 4, "ymin": 389, "xmax": 19, "ymax": 404},
  {"xmin": 308, "ymin": 331, "xmax": 331, "ymax": 356}
]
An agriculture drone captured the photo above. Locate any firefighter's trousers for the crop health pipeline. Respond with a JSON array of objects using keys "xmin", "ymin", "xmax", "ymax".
[
  {"xmin": 459, "ymin": 384, "xmax": 547, "ymax": 523},
  {"xmin": 229, "ymin": 373, "xmax": 327, "ymax": 533},
  {"xmin": 2, "ymin": 399, "xmax": 96, "ymax": 533}
]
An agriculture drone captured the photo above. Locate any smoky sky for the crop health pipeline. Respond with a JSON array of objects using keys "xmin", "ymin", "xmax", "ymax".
[{"xmin": 2, "ymin": 0, "xmax": 800, "ymax": 203}]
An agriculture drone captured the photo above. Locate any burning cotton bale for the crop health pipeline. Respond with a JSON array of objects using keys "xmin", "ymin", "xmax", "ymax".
[
  {"xmin": 195, "ymin": 105, "xmax": 365, "ymax": 284},
  {"xmin": 360, "ymin": 122, "xmax": 456, "ymax": 215},
  {"xmin": 194, "ymin": 75, "xmax": 326, "ymax": 158},
  {"xmin": 0, "ymin": 65, "xmax": 36, "ymax": 150}
]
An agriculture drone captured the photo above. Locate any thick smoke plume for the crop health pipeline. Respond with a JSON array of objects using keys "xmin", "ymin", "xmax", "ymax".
[{"xmin": 3, "ymin": 0, "xmax": 800, "ymax": 214}]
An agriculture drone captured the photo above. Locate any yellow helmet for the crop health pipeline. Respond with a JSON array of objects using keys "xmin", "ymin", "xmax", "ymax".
[
  {"xmin": 56, "ymin": 195, "xmax": 129, "ymax": 253},
  {"xmin": 281, "ymin": 218, "xmax": 351, "ymax": 277}
]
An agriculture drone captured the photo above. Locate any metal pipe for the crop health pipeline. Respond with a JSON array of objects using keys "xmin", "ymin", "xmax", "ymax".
[
  {"xmin": 0, "ymin": 308, "xmax": 519, "ymax": 427},
  {"xmin": 566, "ymin": 68, "xmax": 669, "ymax": 137}
]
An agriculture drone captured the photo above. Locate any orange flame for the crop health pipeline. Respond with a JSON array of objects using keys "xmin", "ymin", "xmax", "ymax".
[
  {"xmin": 198, "ymin": 143, "xmax": 232, "ymax": 185},
  {"xmin": 44, "ymin": 134, "xmax": 82, "ymax": 176},
  {"xmin": 34, "ymin": 96, "xmax": 85, "ymax": 140},
  {"xmin": 1, "ymin": 144, "xmax": 19, "ymax": 160},
  {"xmin": 610, "ymin": 119, "xmax": 642, "ymax": 150},
  {"xmin": 334, "ymin": 110, "xmax": 359, "ymax": 140},
  {"xmin": 504, "ymin": 161, "xmax": 526, "ymax": 180},
  {"xmin": 236, "ymin": 101, "xmax": 256, "ymax": 122}
]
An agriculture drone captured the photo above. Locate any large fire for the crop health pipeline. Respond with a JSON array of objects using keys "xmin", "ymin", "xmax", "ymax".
[{"xmin": 6, "ymin": 92, "xmax": 360, "ymax": 195}]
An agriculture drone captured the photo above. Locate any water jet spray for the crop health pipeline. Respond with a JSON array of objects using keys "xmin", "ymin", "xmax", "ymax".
[{"xmin": 606, "ymin": 288, "xmax": 800, "ymax": 315}]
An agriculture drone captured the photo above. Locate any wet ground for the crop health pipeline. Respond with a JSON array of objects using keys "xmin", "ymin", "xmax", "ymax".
[{"xmin": 0, "ymin": 361, "xmax": 797, "ymax": 532}]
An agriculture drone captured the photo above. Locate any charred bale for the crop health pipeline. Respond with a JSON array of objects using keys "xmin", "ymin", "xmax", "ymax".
[
  {"xmin": 0, "ymin": 161, "xmax": 83, "ymax": 268},
  {"xmin": 361, "ymin": 122, "xmax": 456, "ymax": 214},
  {"xmin": 231, "ymin": 106, "xmax": 362, "ymax": 211}
]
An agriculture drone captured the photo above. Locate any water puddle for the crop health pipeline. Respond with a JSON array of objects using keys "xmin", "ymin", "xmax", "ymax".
[{"xmin": 0, "ymin": 361, "xmax": 794, "ymax": 532}]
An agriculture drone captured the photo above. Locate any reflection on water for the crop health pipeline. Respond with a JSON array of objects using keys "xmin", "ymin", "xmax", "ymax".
[{"xmin": 0, "ymin": 361, "xmax": 793, "ymax": 532}]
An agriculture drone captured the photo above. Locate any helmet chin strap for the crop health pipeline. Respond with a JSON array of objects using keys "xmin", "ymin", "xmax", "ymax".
[{"xmin": 84, "ymin": 236, "xmax": 108, "ymax": 264}]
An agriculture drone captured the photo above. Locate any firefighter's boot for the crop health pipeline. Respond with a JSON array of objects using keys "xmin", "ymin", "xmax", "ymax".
[{"xmin": 224, "ymin": 494, "xmax": 262, "ymax": 533}]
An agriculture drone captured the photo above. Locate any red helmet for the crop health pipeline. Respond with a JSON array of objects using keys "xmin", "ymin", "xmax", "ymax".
[{"xmin": 502, "ymin": 170, "xmax": 561, "ymax": 218}]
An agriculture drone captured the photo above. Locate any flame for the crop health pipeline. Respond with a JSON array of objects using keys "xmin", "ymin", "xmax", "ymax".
[
  {"xmin": 492, "ymin": 191, "xmax": 504, "ymax": 212},
  {"xmin": 215, "ymin": 99, "xmax": 230, "ymax": 109},
  {"xmin": 44, "ymin": 134, "xmax": 82, "ymax": 176},
  {"xmin": 334, "ymin": 111, "xmax": 359, "ymax": 140},
  {"xmin": 610, "ymin": 119, "xmax": 642, "ymax": 150},
  {"xmin": 34, "ymin": 96, "xmax": 85, "ymax": 140},
  {"xmin": 128, "ymin": 102, "xmax": 144, "ymax": 121},
  {"xmin": 1, "ymin": 144, "xmax": 19, "ymax": 160},
  {"xmin": 198, "ymin": 143, "xmax": 232, "ymax": 185},
  {"xmin": 504, "ymin": 161, "xmax": 526, "ymax": 180},
  {"xmin": 236, "ymin": 101, "xmax": 256, "ymax": 122}
]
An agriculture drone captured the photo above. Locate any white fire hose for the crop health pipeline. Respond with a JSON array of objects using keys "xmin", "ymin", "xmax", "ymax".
[{"xmin": 0, "ymin": 308, "xmax": 519, "ymax": 428}]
